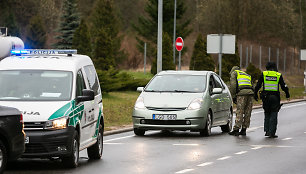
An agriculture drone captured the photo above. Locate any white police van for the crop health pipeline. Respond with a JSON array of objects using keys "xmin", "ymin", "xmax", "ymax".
[{"xmin": 0, "ymin": 49, "xmax": 104, "ymax": 167}]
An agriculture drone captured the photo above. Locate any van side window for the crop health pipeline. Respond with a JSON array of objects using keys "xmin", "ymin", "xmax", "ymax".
[
  {"xmin": 83, "ymin": 65, "xmax": 100, "ymax": 95},
  {"xmin": 76, "ymin": 70, "xmax": 86, "ymax": 97}
]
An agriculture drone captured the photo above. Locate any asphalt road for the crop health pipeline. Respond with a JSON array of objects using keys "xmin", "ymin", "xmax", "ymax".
[{"xmin": 6, "ymin": 101, "xmax": 306, "ymax": 174}]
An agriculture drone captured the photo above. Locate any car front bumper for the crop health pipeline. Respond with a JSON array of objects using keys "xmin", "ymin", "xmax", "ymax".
[
  {"xmin": 132, "ymin": 107, "xmax": 208, "ymax": 131},
  {"xmin": 22, "ymin": 126, "xmax": 75, "ymax": 158}
]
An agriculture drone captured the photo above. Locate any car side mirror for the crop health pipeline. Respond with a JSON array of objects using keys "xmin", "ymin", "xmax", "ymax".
[
  {"xmin": 137, "ymin": 87, "xmax": 144, "ymax": 92},
  {"xmin": 212, "ymin": 88, "xmax": 222, "ymax": 94},
  {"xmin": 77, "ymin": 89, "xmax": 94, "ymax": 102}
]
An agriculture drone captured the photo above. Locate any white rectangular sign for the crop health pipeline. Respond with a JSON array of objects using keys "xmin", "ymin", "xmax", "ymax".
[
  {"xmin": 207, "ymin": 34, "xmax": 236, "ymax": 54},
  {"xmin": 300, "ymin": 49, "xmax": 306, "ymax": 60}
]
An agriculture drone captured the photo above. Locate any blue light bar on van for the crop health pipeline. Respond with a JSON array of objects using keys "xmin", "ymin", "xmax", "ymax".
[{"xmin": 10, "ymin": 49, "xmax": 77, "ymax": 56}]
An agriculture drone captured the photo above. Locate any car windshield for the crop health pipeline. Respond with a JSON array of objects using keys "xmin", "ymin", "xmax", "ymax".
[
  {"xmin": 0, "ymin": 70, "xmax": 73, "ymax": 101},
  {"xmin": 145, "ymin": 74, "xmax": 207, "ymax": 93}
]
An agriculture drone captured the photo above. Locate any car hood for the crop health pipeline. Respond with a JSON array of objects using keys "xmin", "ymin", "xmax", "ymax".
[
  {"xmin": 0, "ymin": 101, "xmax": 71, "ymax": 122},
  {"xmin": 141, "ymin": 92, "xmax": 204, "ymax": 108}
]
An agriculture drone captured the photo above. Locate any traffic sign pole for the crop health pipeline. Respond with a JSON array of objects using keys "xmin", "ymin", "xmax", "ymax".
[
  {"xmin": 178, "ymin": 51, "xmax": 181, "ymax": 70},
  {"xmin": 175, "ymin": 37, "xmax": 184, "ymax": 70},
  {"xmin": 219, "ymin": 34, "xmax": 223, "ymax": 77}
]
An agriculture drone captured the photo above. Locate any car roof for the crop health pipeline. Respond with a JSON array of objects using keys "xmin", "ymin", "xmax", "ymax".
[
  {"xmin": 0, "ymin": 54, "xmax": 93, "ymax": 72},
  {"xmin": 157, "ymin": 70, "xmax": 212, "ymax": 76}
]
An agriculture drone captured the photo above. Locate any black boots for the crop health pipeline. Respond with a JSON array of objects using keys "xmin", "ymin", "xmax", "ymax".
[
  {"xmin": 239, "ymin": 128, "xmax": 246, "ymax": 136},
  {"xmin": 228, "ymin": 129, "xmax": 240, "ymax": 136}
]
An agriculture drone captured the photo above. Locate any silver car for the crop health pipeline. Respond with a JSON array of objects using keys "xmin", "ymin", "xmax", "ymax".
[{"xmin": 132, "ymin": 70, "xmax": 233, "ymax": 136}]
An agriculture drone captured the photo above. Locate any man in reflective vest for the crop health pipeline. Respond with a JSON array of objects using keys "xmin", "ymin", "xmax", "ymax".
[
  {"xmin": 229, "ymin": 66, "xmax": 254, "ymax": 136},
  {"xmin": 254, "ymin": 62, "xmax": 290, "ymax": 138}
]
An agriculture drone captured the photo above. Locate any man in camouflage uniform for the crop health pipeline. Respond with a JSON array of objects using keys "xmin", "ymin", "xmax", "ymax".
[{"xmin": 228, "ymin": 66, "xmax": 254, "ymax": 136}]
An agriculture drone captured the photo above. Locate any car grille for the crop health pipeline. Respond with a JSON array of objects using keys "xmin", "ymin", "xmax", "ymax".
[
  {"xmin": 24, "ymin": 122, "xmax": 45, "ymax": 130},
  {"xmin": 146, "ymin": 107, "xmax": 186, "ymax": 111},
  {"xmin": 25, "ymin": 141, "xmax": 66, "ymax": 154},
  {"xmin": 142, "ymin": 119, "xmax": 189, "ymax": 125}
]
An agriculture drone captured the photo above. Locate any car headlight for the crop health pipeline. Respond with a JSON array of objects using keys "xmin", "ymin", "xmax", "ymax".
[
  {"xmin": 187, "ymin": 98, "xmax": 203, "ymax": 110},
  {"xmin": 135, "ymin": 96, "xmax": 145, "ymax": 109},
  {"xmin": 46, "ymin": 116, "xmax": 69, "ymax": 130}
]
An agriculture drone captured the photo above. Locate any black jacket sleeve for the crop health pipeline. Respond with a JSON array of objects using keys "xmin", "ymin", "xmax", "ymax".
[
  {"xmin": 254, "ymin": 73, "xmax": 264, "ymax": 95},
  {"xmin": 279, "ymin": 75, "xmax": 290, "ymax": 98}
]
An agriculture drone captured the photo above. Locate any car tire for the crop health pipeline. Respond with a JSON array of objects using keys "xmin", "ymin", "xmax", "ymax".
[
  {"xmin": 87, "ymin": 124, "xmax": 103, "ymax": 160},
  {"xmin": 134, "ymin": 128, "xmax": 145, "ymax": 136},
  {"xmin": 0, "ymin": 140, "xmax": 7, "ymax": 174},
  {"xmin": 62, "ymin": 131, "xmax": 79, "ymax": 168},
  {"xmin": 221, "ymin": 110, "xmax": 233, "ymax": 132},
  {"xmin": 200, "ymin": 111, "xmax": 212, "ymax": 137}
]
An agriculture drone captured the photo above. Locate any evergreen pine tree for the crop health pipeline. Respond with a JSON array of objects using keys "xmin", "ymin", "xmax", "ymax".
[
  {"xmin": 54, "ymin": 0, "xmax": 79, "ymax": 49},
  {"xmin": 133, "ymin": 0, "xmax": 192, "ymax": 69},
  {"xmin": 151, "ymin": 32, "xmax": 175, "ymax": 74},
  {"xmin": 72, "ymin": 19, "xmax": 91, "ymax": 56},
  {"xmin": 4, "ymin": 12, "xmax": 20, "ymax": 37},
  {"xmin": 246, "ymin": 63, "xmax": 262, "ymax": 84},
  {"xmin": 218, "ymin": 44, "xmax": 240, "ymax": 82},
  {"xmin": 90, "ymin": 0, "xmax": 124, "ymax": 70},
  {"xmin": 25, "ymin": 15, "xmax": 47, "ymax": 49},
  {"xmin": 189, "ymin": 34, "xmax": 215, "ymax": 71}
]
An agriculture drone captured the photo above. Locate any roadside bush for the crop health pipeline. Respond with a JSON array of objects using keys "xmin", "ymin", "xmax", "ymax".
[
  {"xmin": 246, "ymin": 63, "xmax": 262, "ymax": 84},
  {"xmin": 97, "ymin": 67, "xmax": 150, "ymax": 92}
]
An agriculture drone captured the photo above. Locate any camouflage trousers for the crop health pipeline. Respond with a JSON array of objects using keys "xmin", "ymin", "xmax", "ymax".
[{"xmin": 233, "ymin": 95, "xmax": 253, "ymax": 130}]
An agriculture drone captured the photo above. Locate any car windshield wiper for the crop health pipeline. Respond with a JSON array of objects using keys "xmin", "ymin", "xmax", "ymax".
[
  {"xmin": 144, "ymin": 89, "xmax": 159, "ymax": 92},
  {"xmin": 174, "ymin": 90, "xmax": 194, "ymax": 93}
]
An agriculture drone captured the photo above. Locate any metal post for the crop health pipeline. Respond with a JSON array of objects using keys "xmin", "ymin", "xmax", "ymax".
[
  {"xmin": 246, "ymin": 47, "xmax": 248, "ymax": 68},
  {"xmin": 178, "ymin": 51, "xmax": 181, "ymax": 70},
  {"xmin": 250, "ymin": 45, "xmax": 252, "ymax": 63},
  {"xmin": 269, "ymin": 47, "xmax": 271, "ymax": 62},
  {"xmin": 157, "ymin": 0, "xmax": 163, "ymax": 73},
  {"xmin": 240, "ymin": 44, "xmax": 242, "ymax": 68},
  {"xmin": 291, "ymin": 49, "xmax": 294, "ymax": 74},
  {"xmin": 144, "ymin": 43, "xmax": 146, "ymax": 74},
  {"xmin": 259, "ymin": 46, "xmax": 262, "ymax": 70},
  {"xmin": 284, "ymin": 48, "xmax": 286, "ymax": 73},
  {"xmin": 277, "ymin": 48, "xmax": 279, "ymax": 70},
  {"xmin": 218, "ymin": 34, "xmax": 223, "ymax": 77},
  {"xmin": 173, "ymin": 0, "xmax": 176, "ymax": 65}
]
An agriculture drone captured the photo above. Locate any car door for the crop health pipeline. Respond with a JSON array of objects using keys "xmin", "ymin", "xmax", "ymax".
[
  {"xmin": 208, "ymin": 75, "xmax": 221, "ymax": 125},
  {"xmin": 83, "ymin": 65, "xmax": 102, "ymax": 140},
  {"xmin": 76, "ymin": 69, "xmax": 92, "ymax": 147},
  {"xmin": 213, "ymin": 74, "xmax": 230, "ymax": 124}
]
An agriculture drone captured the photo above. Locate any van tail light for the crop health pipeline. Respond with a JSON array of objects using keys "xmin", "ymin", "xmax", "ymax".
[{"xmin": 20, "ymin": 114, "xmax": 23, "ymax": 123}]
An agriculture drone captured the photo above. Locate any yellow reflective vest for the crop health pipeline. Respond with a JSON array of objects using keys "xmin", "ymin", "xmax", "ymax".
[
  {"xmin": 235, "ymin": 70, "xmax": 252, "ymax": 90},
  {"xmin": 263, "ymin": 71, "xmax": 281, "ymax": 91}
]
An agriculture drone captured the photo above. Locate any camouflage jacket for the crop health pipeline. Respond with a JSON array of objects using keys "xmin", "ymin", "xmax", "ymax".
[{"xmin": 229, "ymin": 68, "xmax": 254, "ymax": 99}]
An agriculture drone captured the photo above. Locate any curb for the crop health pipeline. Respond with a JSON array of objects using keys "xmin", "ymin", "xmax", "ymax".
[{"xmin": 103, "ymin": 98, "xmax": 306, "ymax": 136}]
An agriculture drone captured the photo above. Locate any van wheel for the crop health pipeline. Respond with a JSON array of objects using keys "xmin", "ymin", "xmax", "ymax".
[
  {"xmin": 62, "ymin": 131, "xmax": 79, "ymax": 168},
  {"xmin": 200, "ymin": 112, "xmax": 212, "ymax": 137},
  {"xmin": 221, "ymin": 110, "xmax": 233, "ymax": 132},
  {"xmin": 87, "ymin": 124, "xmax": 103, "ymax": 160},
  {"xmin": 134, "ymin": 128, "xmax": 145, "ymax": 136},
  {"xmin": 0, "ymin": 140, "xmax": 7, "ymax": 174}
]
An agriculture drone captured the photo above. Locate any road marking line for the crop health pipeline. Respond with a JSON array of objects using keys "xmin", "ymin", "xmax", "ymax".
[
  {"xmin": 247, "ymin": 126, "xmax": 264, "ymax": 132},
  {"xmin": 197, "ymin": 162, "xmax": 214, "ymax": 167},
  {"xmin": 282, "ymin": 103, "xmax": 306, "ymax": 109},
  {"xmin": 235, "ymin": 151, "xmax": 248, "ymax": 155},
  {"xmin": 104, "ymin": 143, "xmax": 123, "ymax": 145},
  {"xmin": 173, "ymin": 144, "xmax": 199, "ymax": 146},
  {"xmin": 282, "ymin": 138, "xmax": 292, "ymax": 141},
  {"xmin": 176, "ymin": 169, "xmax": 194, "ymax": 173},
  {"xmin": 251, "ymin": 146, "xmax": 262, "ymax": 150},
  {"xmin": 217, "ymin": 156, "xmax": 231, "ymax": 160},
  {"xmin": 103, "ymin": 135, "xmax": 134, "ymax": 142}
]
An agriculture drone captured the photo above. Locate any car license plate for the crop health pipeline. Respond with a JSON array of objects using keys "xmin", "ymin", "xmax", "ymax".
[
  {"xmin": 25, "ymin": 136, "xmax": 29, "ymax": 144},
  {"xmin": 153, "ymin": 114, "xmax": 177, "ymax": 120}
]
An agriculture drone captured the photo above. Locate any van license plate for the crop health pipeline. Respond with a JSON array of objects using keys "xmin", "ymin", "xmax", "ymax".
[
  {"xmin": 153, "ymin": 114, "xmax": 177, "ymax": 120},
  {"xmin": 25, "ymin": 136, "xmax": 29, "ymax": 144}
]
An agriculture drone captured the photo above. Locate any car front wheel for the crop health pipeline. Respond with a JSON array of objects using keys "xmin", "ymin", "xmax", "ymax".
[
  {"xmin": 134, "ymin": 128, "xmax": 145, "ymax": 136},
  {"xmin": 200, "ymin": 111, "xmax": 212, "ymax": 137},
  {"xmin": 62, "ymin": 131, "xmax": 79, "ymax": 168}
]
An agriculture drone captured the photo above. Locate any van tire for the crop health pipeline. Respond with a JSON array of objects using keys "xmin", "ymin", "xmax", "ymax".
[
  {"xmin": 87, "ymin": 124, "xmax": 103, "ymax": 160},
  {"xmin": 62, "ymin": 131, "xmax": 79, "ymax": 168},
  {"xmin": 0, "ymin": 140, "xmax": 7, "ymax": 174}
]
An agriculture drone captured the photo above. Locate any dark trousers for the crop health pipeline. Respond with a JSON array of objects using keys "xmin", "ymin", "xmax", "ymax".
[{"xmin": 264, "ymin": 112, "xmax": 278, "ymax": 135}]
